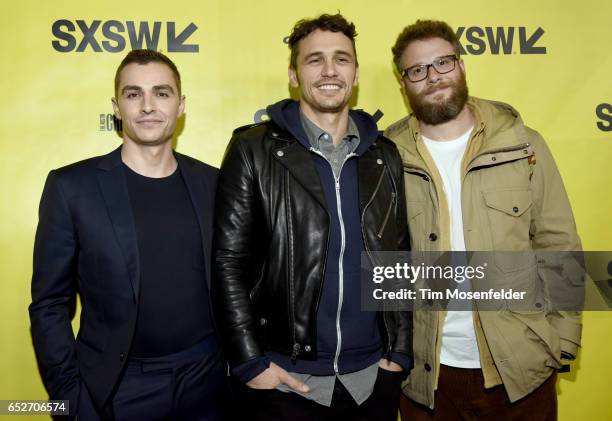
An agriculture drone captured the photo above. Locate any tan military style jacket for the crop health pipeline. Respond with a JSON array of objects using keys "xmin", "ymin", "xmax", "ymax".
[{"xmin": 385, "ymin": 96, "xmax": 582, "ymax": 408}]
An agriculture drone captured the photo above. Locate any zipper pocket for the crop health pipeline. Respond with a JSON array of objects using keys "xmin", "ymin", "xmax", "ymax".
[{"xmin": 377, "ymin": 192, "xmax": 396, "ymax": 239}]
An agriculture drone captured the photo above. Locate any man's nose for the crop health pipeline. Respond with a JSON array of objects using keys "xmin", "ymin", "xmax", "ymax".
[
  {"xmin": 321, "ymin": 59, "xmax": 338, "ymax": 77},
  {"xmin": 141, "ymin": 92, "xmax": 155, "ymax": 113},
  {"xmin": 425, "ymin": 64, "xmax": 441, "ymax": 84}
]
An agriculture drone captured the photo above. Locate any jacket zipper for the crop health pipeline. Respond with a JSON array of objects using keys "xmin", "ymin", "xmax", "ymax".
[
  {"xmin": 376, "ymin": 191, "xmax": 396, "ymax": 239},
  {"xmin": 361, "ymin": 166, "xmax": 386, "ymax": 264},
  {"xmin": 310, "ymin": 147, "xmax": 357, "ymax": 373},
  {"xmin": 285, "ymin": 171, "xmax": 298, "ymax": 362}
]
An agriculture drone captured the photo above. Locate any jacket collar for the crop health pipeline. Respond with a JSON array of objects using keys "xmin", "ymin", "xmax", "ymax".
[
  {"xmin": 391, "ymin": 96, "xmax": 531, "ymax": 170},
  {"xmin": 266, "ymin": 98, "xmax": 380, "ymax": 155}
]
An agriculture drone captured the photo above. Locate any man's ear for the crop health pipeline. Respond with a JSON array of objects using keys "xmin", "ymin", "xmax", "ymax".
[
  {"xmin": 288, "ymin": 66, "xmax": 299, "ymax": 88},
  {"xmin": 178, "ymin": 95, "xmax": 186, "ymax": 115},
  {"xmin": 111, "ymin": 97, "xmax": 121, "ymax": 120},
  {"xmin": 353, "ymin": 66, "xmax": 359, "ymax": 87}
]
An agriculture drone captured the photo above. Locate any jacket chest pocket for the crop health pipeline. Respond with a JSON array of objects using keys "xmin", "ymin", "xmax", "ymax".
[{"xmin": 483, "ymin": 188, "xmax": 533, "ymax": 271}]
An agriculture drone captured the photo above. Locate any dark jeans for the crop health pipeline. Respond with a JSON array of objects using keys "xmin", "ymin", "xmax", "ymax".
[
  {"xmin": 236, "ymin": 367, "xmax": 403, "ymax": 421},
  {"xmin": 400, "ymin": 365, "xmax": 557, "ymax": 421},
  {"xmin": 78, "ymin": 337, "xmax": 230, "ymax": 420}
]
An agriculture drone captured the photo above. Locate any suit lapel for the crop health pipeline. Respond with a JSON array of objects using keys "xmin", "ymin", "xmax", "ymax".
[
  {"xmin": 176, "ymin": 154, "xmax": 214, "ymax": 289},
  {"xmin": 96, "ymin": 147, "xmax": 140, "ymax": 302}
]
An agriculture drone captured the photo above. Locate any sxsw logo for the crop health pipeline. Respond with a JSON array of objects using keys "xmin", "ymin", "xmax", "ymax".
[
  {"xmin": 596, "ymin": 103, "xmax": 612, "ymax": 132},
  {"xmin": 456, "ymin": 27, "xmax": 546, "ymax": 55},
  {"xmin": 52, "ymin": 20, "xmax": 199, "ymax": 53}
]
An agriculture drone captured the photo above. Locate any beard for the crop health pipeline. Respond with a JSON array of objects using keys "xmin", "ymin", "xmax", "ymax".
[{"xmin": 407, "ymin": 72, "xmax": 469, "ymax": 125}]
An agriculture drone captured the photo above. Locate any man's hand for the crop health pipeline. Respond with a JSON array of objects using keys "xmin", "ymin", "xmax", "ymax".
[
  {"xmin": 246, "ymin": 362, "xmax": 310, "ymax": 393},
  {"xmin": 378, "ymin": 358, "xmax": 403, "ymax": 372}
]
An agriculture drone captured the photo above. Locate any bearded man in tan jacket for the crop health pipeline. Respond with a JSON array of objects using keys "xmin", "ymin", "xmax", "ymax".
[{"xmin": 384, "ymin": 19, "xmax": 582, "ymax": 421}]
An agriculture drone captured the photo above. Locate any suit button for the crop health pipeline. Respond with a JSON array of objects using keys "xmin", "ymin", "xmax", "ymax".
[
  {"xmin": 376, "ymin": 158, "xmax": 383, "ymax": 165},
  {"xmin": 423, "ymin": 175, "xmax": 430, "ymax": 181},
  {"xmin": 491, "ymin": 156, "xmax": 497, "ymax": 162},
  {"xmin": 271, "ymin": 132, "xmax": 279, "ymax": 137},
  {"xmin": 119, "ymin": 352, "xmax": 125, "ymax": 361},
  {"xmin": 260, "ymin": 317, "xmax": 267, "ymax": 326},
  {"xmin": 424, "ymin": 363, "xmax": 432, "ymax": 372},
  {"xmin": 513, "ymin": 206, "xmax": 519, "ymax": 213},
  {"xmin": 276, "ymin": 150, "xmax": 284, "ymax": 157},
  {"xmin": 429, "ymin": 233, "xmax": 437, "ymax": 241},
  {"xmin": 304, "ymin": 345, "xmax": 312, "ymax": 352}
]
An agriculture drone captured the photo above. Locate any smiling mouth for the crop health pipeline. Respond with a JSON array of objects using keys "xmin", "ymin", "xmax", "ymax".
[
  {"xmin": 316, "ymin": 83, "xmax": 343, "ymax": 91},
  {"xmin": 137, "ymin": 119, "xmax": 163, "ymax": 124}
]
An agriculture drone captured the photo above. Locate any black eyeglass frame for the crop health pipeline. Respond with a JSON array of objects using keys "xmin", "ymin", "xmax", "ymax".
[{"xmin": 401, "ymin": 55, "xmax": 459, "ymax": 83}]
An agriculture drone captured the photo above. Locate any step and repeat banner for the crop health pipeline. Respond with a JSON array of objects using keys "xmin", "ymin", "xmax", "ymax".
[{"xmin": 1, "ymin": 0, "xmax": 610, "ymax": 419}]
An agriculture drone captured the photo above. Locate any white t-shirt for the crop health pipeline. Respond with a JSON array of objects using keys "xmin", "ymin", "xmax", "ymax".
[{"xmin": 423, "ymin": 128, "xmax": 481, "ymax": 368}]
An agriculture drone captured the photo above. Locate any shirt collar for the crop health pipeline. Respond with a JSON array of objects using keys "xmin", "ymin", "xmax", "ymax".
[{"xmin": 299, "ymin": 109, "xmax": 360, "ymax": 150}]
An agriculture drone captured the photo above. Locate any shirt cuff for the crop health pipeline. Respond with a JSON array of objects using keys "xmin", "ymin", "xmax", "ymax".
[
  {"xmin": 389, "ymin": 352, "xmax": 413, "ymax": 373},
  {"xmin": 231, "ymin": 356, "xmax": 271, "ymax": 384}
]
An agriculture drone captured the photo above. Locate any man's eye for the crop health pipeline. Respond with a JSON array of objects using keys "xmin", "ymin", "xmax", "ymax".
[
  {"xmin": 413, "ymin": 66, "xmax": 425, "ymax": 75},
  {"xmin": 337, "ymin": 57, "xmax": 349, "ymax": 63},
  {"xmin": 126, "ymin": 92, "xmax": 139, "ymax": 98},
  {"xmin": 437, "ymin": 58, "xmax": 449, "ymax": 65},
  {"xmin": 308, "ymin": 58, "xmax": 321, "ymax": 64},
  {"xmin": 157, "ymin": 92, "xmax": 169, "ymax": 97}
]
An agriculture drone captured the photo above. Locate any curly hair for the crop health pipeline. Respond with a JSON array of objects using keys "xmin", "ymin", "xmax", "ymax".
[
  {"xmin": 391, "ymin": 20, "xmax": 460, "ymax": 73},
  {"xmin": 287, "ymin": 13, "xmax": 358, "ymax": 69}
]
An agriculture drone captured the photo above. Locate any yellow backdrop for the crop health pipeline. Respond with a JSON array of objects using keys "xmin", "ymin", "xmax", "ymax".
[{"xmin": 1, "ymin": 1, "xmax": 610, "ymax": 419}]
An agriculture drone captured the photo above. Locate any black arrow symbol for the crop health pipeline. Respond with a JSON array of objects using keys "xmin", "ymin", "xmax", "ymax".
[
  {"xmin": 167, "ymin": 22, "xmax": 199, "ymax": 52},
  {"xmin": 519, "ymin": 27, "xmax": 546, "ymax": 54}
]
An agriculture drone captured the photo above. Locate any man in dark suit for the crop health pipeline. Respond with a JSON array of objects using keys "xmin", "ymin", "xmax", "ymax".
[{"xmin": 29, "ymin": 49, "xmax": 226, "ymax": 420}]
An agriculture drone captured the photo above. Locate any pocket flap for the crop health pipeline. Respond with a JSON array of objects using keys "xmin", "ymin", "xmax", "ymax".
[
  {"xmin": 483, "ymin": 189, "xmax": 532, "ymax": 217},
  {"xmin": 406, "ymin": 201, "xmax": 425, "ymax": 220}
]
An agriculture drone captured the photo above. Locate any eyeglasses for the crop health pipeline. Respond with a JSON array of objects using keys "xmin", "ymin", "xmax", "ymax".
[{"xmin": 401, "ymin": 55, "xmax": 458, "ymax": 82}]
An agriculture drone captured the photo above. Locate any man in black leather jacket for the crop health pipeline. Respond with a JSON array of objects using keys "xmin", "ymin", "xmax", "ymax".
[{"xmin": 213, "ymin": 13, "xmax": 412, "ymax": 420}]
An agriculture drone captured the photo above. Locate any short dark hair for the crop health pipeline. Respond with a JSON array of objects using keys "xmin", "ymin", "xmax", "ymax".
[
  {"xmin": 287, "ymin": 13, "xmax": 358, "ymax": 69},
  {"xmin": 114, "ymin": 49, "xmax": 181, "ymax": 96},
  {"xmin": 391, "ymin": 20, "xmax": 461, "ymax": 73}
]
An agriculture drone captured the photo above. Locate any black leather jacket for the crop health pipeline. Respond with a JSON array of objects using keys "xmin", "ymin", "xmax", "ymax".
[{"xmin": 213, "ymin": 107, "xmax": 412, "ymax": 369}]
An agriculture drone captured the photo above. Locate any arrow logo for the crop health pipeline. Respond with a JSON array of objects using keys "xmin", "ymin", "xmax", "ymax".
[
  {"xmin": 167, "ymin": 22, "xmax": 199, "ymax": 52},
  {"xmin": 519, "ymin": 27, "xmax": 546, "ymax": 54}
]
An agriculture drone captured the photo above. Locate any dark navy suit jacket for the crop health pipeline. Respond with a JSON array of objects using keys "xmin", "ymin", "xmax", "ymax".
[{"xmin": 29, "ymin": 147, "xmax": 218, "ymax": 413}]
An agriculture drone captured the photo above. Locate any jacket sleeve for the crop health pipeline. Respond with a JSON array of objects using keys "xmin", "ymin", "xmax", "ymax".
[
  {"xmin": 212, "ymin": 133, "xmax": 264, "ymax": 368},
  {"xmin": 28, "ymin": 170, "xmax": 80, "ymax": 407},
  {"xmin": 529, "ymin": 133, "xmax": 583, "ymax": 358},
  {"xmin": 387, "ymin": 141, "xmax": 414, "ymax": 363}
]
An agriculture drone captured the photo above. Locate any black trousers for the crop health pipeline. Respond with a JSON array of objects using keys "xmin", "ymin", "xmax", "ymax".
[
  {"xmin": 78, "ymin": 337, "xmax": 230, "ymax": 420},
  {"xmin": 236, "ymin": 367, "xmax": 403, "ymax": 421}
]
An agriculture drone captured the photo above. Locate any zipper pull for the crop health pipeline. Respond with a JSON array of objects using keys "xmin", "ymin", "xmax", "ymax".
[{"xmin": 291, "ymin": 343, "xmax": 301, "ymax": 363}]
